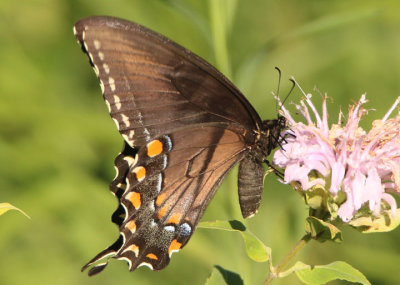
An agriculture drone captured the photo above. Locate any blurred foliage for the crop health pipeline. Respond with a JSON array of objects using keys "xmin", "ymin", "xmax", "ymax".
[
  {"xmin": 0, "ymin": 202, "xmax": 30, "ymax": 218},
  {"xmin": 0, "ymin": 0, "xmax": 399, "ymax": 284}
]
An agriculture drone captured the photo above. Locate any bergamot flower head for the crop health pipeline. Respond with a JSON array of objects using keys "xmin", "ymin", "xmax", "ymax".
[{"xmin": 274, "ymin": 90, "xmax": 400, "ymax": 231}]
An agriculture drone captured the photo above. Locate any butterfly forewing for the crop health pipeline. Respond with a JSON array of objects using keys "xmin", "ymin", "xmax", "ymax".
[{"xmin": 74, "ymin": 16, "xmax": 261, "ymax": 147}]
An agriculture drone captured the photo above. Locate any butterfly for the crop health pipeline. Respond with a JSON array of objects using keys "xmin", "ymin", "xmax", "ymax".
[{"xmin": 74, "ymin": 16, "xmax": 286, "ymax": 275}]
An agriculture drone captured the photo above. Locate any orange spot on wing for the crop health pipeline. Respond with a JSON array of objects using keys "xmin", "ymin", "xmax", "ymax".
[
  {"xmin": 146, "ymin": 253, "xmax": 158, "ymax": 260},
  {"xmin": 167, "ymin": 213, "xmax": 182, "ymax": 225},
  {"xmin": 124, "ymin": 244, "xmax": 139, "ymax": 256},
  {"xmin": 168, "ymin": 239, "xmax": 182, "ymax": 256},
  {"xmin": 125, "ymin": 220, "xmax": 136, "ymax": 232},
  {"xmin": 127, "ymin": 192, "xmax": 141, "ymax": 209},
  {"xmin": 134, "ymin": 166, "xmax": 146, "ymax": 181},
  {"xmin": 155, "ymin": 193, "xmax": 166, "ymax": 206},
  {"xmin": 158, "ymin": 205, "xmax": 168, "ymax": 219},
  {"xmin": 147, "ymin": 140, "xmax": 163, "ymax": 157}
]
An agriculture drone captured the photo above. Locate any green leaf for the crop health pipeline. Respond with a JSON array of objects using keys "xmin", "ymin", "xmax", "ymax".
[
  {"xmin": 199, "ymin": 220, "xmax": 270, "ymax": 262},
  {"xmin": 349, "ymin": 208, "xmax": 400, "ymax": 233},
  {"xmin": 205, "ymin": 266, "xmax": 243, "ymax": 285},
  {"xmin": 0, "ymin": 202, "xmax": 30, "ymax": 219},
  {"xmin": 285, "ymin": 9, "xmax": 379, "ymax": 40},
  {"xmin": 205, "ymin": 267, "xmax": 227, "ymax": 285},
  {"xmin": 303, "ymin": 185, "xmax": 328, "ymax": 210},
  {"xmin": 278, "ymin": 261, "xmax": 312, "ymax": 278},
  {"xmin": 293, "ymin": 261, "xmax": 371, "ymax": 285},
  {"xmin": 305, "ymin": 216, "xmax": 342, "ymax": 243}
]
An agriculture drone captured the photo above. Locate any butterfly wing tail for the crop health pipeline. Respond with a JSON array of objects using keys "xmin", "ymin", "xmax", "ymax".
[{"xmin": 81, "ymin": 234, "xmax": 123, "ymax": 275}]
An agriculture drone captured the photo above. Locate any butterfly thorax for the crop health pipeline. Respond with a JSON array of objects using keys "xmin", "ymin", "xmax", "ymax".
[{"xmin": 253, "ymin": 116, "xmax": 286, "ymax": 162}]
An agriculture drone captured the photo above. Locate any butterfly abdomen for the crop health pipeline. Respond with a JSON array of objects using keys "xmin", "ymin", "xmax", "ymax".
[{"xmin": 238, "ymin": 154, "xmax": 265, "ymax": 218}]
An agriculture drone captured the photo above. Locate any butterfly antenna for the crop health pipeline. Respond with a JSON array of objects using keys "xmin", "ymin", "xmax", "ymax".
[
  {"xmin": 274, "ymin": 67, "xmax": 282, "ymax": 113},
  {"xmin": 280, "ymin": 78, "xmax": 296, "ymax": 109}
]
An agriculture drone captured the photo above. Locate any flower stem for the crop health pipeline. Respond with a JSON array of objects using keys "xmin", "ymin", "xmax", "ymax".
[{"xmin": 263, "ymin": 233, "xmax": 311, "ymax": 284}]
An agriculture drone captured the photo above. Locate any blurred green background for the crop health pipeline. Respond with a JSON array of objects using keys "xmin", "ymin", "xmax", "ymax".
[{"xmin": 1, "ymin": 0, "xmax": 399, "ymax": 284}]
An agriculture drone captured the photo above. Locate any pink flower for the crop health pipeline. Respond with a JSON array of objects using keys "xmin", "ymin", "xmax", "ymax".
[{"xmin": 274, "ymin": 92, "xmax": 400, "ymax": 223}]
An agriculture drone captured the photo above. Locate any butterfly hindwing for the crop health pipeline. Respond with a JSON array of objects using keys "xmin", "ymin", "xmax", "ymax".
[{"xmin": 82, "ymin": 127, "xmax": 246, "ymax": 274}]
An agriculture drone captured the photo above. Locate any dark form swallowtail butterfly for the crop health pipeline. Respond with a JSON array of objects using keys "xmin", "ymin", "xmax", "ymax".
[{"xmin": 74, "ymin": 16, "xmax": 286, "ymax": 275}]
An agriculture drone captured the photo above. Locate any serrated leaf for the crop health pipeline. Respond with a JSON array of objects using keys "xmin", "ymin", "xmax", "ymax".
[
  {"xmin": 0, "ymin": 203, "xmax": 30, "ymax": 219},
  {"xmin": 305, "ymin": 216, "xmax": 342, "ymax": 243},
  {"xmin": 293, "ymin": 261, "xmax": 371, "ymax": 285},
  {"xmin": 199, "ymin": 220, "xmax": 270, "ymax": 262},
  {"xmin": 205, "ymin": 266, "xmax": 243, "ymax": 285},
  {"xmin": 349, "ymin": 209, "xmax": 400, "ymax": 233}
]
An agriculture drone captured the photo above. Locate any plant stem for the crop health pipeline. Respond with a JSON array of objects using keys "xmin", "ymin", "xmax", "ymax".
[
  {"xmin": 263, "ymin": 233, "xmax": 311, "ymax": 285},
  {"xmin": 208, "ymin": 0, "xmax": 233, "ymax": 79}
]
